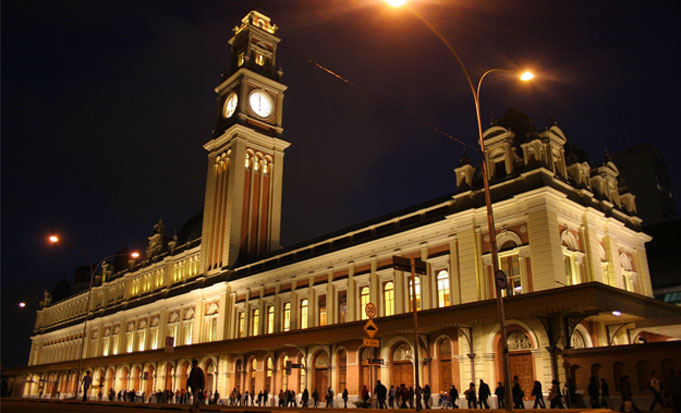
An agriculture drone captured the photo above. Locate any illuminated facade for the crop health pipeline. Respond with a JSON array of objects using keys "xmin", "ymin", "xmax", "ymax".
[{"xmin": 8, "ymin": 10, "xmax": 681, "ymax": 405}]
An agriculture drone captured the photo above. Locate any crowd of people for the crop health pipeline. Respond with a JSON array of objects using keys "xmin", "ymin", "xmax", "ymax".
[{"xmin": 73, "ymin": 366, "xmax": 681, "ymax": 411}]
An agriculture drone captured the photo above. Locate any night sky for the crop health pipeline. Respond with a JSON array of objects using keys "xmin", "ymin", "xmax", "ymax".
[{"xmin": 2, "ymin": 0, "xmax": 680, "ymax": 368}]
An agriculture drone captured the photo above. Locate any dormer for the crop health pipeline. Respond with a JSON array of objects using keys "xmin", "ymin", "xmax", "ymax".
[
  {"xmin": 590, "ymin": 161, "xmax": 621, "ymax": 206},
  {"xmin": 565, "ymin": 143, "xmax": 592, "ymax": 189},
  {"xmin": 537, "ymin": 125, "xmax": 568, "ymax": 178},
  {"xmin": 483, "ymin": 126, "xmax": 516, "ymax": 181},
  {"xmin": 454, "ymin": 153, "xmax": 476, "ymax": 190}
]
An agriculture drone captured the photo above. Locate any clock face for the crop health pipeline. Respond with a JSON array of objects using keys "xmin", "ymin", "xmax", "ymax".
[
  {"xmin": 223, "ymin": 92, "xmax": 238, "ymax": 118},
  {"xmin": 249, "ymin": 90, "xmax": 273, "ymax": 118}
]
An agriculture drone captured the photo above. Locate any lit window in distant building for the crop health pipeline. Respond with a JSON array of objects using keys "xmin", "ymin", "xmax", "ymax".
[
  {"xmin": 252, "ymin": 309, "xmax": 260, "ymax": 336},
  {"xmin": 360, "ymin": 287, "xmax": 370, "ymax": 319},
  {"xmin": 266, "ymin": 305, "xmax": 274, "ymax": 334},
  {"xmin": 338, "ymin": 290, "xmax": 347, "ymax": 323},
  {"xmin": 318, "ymin": 295, "xmax": 327, "ymax": 326},
  {"xmin": 300, "ymin": 299, "xmax": 308, "ymax": 329},
  {"xmin": 437, "ymin": 270, "xmax": 450, "ymax": 307},
  {"xmin": 408, "ymin": 277, "xmax": 421, "ymax": 311},
  {"xmin": 238, "ymin": 312, "xmax": 245, "ymax": 338},
  {"xmin": 283, "ymin": 303, "xmax": 291, "ymax": 332},
  {"xmin": 383, "ymin": 282, "xmax": 394, "ymax": 316}
]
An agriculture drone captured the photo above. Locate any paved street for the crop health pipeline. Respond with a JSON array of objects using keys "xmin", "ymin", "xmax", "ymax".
[{"xmin": 0, "ymin": 399, "xmax": 630, "ymax": 413}]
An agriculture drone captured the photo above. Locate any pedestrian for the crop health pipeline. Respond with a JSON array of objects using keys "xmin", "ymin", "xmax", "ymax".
[
  {"xmin": 82, "ymin": 371, "xmax": 93, "ymax": 401},
  {"xmin": 548, "ymin": 379, "xmax": 563, "ymax": 409},
  {"xmin": 389, "ymin": 385, "xmax": 395, "ymax": 408},
  {"xmin": 416, "ymin": 385, "xmax": 423, "ymax": 410},
  {"xmin": 362, "ymin": 384, "xmax": 370, "ymax": 406},
  {"xmin": 342, "ymin": 388, "xmax": 349, "ymax": 408},
  {"xmin": 588, "ymin": 377, "xmax": 599, "ymax": 408},
  {"xmin": 512, "ymin": 376, "xmax": 524, "ymax": 409},
  {"xmin": 423, "ymin": 384, "xmax": 432, "ymax": 410},
  {"xmin": 98, "ymin": 388, "xmax": 103, "ymax": 401},
  {"xmin": 650, "ymin": 371, "xmax": 665, "ymax": 411},
  {"xmin": 264, "ymin": 389, "xmax": 269, "ymax": 406},
  {"xmin": 108, "ymin": 388, "xmax": 115, "ymax": 401},
  {"xmin": 479, "ymin": 380, "xmax": 491, "ymax": 409},
  {"xmin": 619, "ymin": 375, "xmax": 641, "ymax": 413},
  {"xmin": 450, "ymin": 385, "xmax": 460, "ymax": 409},
  {"xmin": 399, "ymin": 384, "xmax": 408, "ymax": 408},
  {"xmin": 495, "ymin": 382, "xmax": 505, "ymax": 409},
  {"xmin": 313, "ymin": 388, "xmax": 319, "ymax": 408},
  {"xmin": 302, "ymin": 388, "xmax": 310, "ymax": 407},
  {"xmin": 327, "ymin": 387, "xmax": 334, "ymax": 408},
  {"xmin": 408, "ymin": 386, "xmax": 415, "ymax": 409},
  {"xmin": 465, "ymin": 383, "xmax": 477, "ymax": 409},
  {"xmin": 668, "ymin": 370, "xmax": 681, "ymax": 413},
  {"xmin": 532, "ymin": 380, "xmax": 545, "ymax": 409},
  {"xmin": 601, "ymin": 378, "xmax": 609, "ymax": 408},
  {"xmin": 213, "ymin": 390, "xmax": 220, "ymax": 405},
  {"xmin": 186, "ymin": 359, "xmax": 205, "ymax": 413},
  {"xmin": 375, "ymin": 380, "xmax": 388, "ymax": 409}
]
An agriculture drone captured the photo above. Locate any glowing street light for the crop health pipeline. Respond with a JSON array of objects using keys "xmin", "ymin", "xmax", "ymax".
[
  {"xmin": 48, "ymin": 235, "xmax": 59, "ymax": 244},
  {"xmin": 381, "ymin": 3, "xmax": 536, "ymax": 411},
  {"xmin": 19, "ymin": 302, "xmax": 26, "ymax": 308}
]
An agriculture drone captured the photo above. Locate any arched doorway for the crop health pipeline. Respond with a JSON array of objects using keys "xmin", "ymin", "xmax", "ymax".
[
  {"xmin": 298, "ymin": 352, "xmax": 307, "ymax": 393},
  {"xmin": 591, "ymin": 363, "xmax": 602, "ymax": 382},
  {"xmin": 105, "ymin": 368, "xmax": 115, "ymax": 392},
  {"xmin": 120, "ymin": 367, "xmax": 129, "ymax": 390},
  {"xmin": 498, "ymin": 329, "xmax": 535, "ymax": 399},
  {"xmin": 179, "ymin": 361, "xmax": 190, "ymax": 391},
  {"xmin": 280, "ymin": 355, "xmax": 289, "ymax": 391},
  {"xmin": 164, "ymin": 363, "xmax": 174, "ymax": 391},
  {"xmin": 144, "ymin": 365, "xmax": 155, "ymax": 395},
  {"xmin": 337, "ymin": 349, "xmax": 347, "ymax": 392},
  {"xmin": 438, "ymin": 338, "xmax": 453, "ymax": 392},
  {"xmin": 204, "ymin": 360, "xmax": 215, "ymax": 393},
  {"xmin": 131, "ymin": 366, "xmax": 141, "ymax": 391},
  {"xmin": 264, "ymin": 357, "xmax": 272, "ymax": 392},
  {"xmin": 613, "ymin": 362, "xmax": 624, "ymax": 392},
  {"xmin": 314, "ymin": 352, "xmax": 329, "ymax": 392},
  {"xmin": 248, "ymin": 358, "xmax": 257, "ymax": 393},
  {"xmin": 234, "ymin": 359, "xmax": 243, "ymax": 391},
  {"xmin": 391, "ymin": 342, "xmax": 414, "ymax": 388}
]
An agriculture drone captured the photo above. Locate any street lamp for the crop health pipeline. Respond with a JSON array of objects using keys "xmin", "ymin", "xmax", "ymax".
[
  {"xmin": 47, "ymin": 234, "xmax": 140, "ymax": 400},
  {"xmin": 384, "ymin": 2, "xmax": 536, "ymax": 411}
]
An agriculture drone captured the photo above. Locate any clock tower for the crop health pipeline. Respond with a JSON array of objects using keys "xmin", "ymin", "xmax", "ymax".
[{"xmin": 200, "ymin": 11, "xmax": 290, "ymax": 272}]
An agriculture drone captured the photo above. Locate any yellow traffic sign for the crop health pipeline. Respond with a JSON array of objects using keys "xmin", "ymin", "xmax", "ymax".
[
  {"xmin": 363, "ymin": 338, "xmax": 380, "ymax": 348},
  {"xmin": 364, "ymin": 318, "xmax": 378, "ymax": 338}
]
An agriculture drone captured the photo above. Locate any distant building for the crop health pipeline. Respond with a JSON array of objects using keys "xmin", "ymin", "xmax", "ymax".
[
  {"xmin": 612, "ymin": 143, "xmax": 678, "ymax": 227},
  {"xmin": 5, "ymin": 10, "xmax": 680, "ymax": 407}
]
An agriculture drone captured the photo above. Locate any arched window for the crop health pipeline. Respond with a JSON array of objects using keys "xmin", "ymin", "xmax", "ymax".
[
  {"xmin": 281, "ymin": 355, "xmax": 289, "ymax": 390},
  {"xmin": 300, "ymin": 299, "xmax": 309, "ymax": 329},
  {"xmin": 499, "ymin": 241, "xmax": 521, "ymax": 296},
  {"xmin": 570, "ymin": 329, "xmax": 586, "ymax": 349},
  {"xmin": 252, "ymin": 308, "xmax": 260, "ymax": 336},
  {"xmin": 283, "ymin": 303, "xmax": 291, "ymax": 331},
  {"xmin": 383, "ymin": 282, "xmax": 394, "ymax": 316},
  {"xmin": 562, "ymin": 230, "xmax": 582, "ymax": 286},
  {"xmin": 265, "ymin": 357, "xmax": 273, "ymax": 392},
  {"xmin": 437, "ymin": 270, "xmax": 450, "ymax": 307},
  {"xmin": 266, "ymin": 305, "xmax": 275, "ymax": 334},
  {"xmin": 250, "ymin": 358, "xmax": 256, "ymax": 392},
  {"xmin": 338, "ymin": 350, "xmax": 347, "ymax": 390},
  {"xmin": 360, "ymin": 287, "xmax": 370, "ymax": 320},
  {"xmin": 408, "ymin": 277, "xmax": 421, "ymax": 311}
]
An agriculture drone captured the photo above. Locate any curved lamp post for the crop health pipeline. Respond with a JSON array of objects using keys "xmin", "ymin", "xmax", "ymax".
[
  {"xmin": 385, "ymin": 2, "xmax": 535, "ymax": 411},
  {"xmin": 48, "ymin": 234, "xmax": 139, "ymax": 400}
]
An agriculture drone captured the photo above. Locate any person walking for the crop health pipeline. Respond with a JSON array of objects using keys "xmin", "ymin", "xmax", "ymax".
[
  {"xmin": 423, "ymin": 384, "xmax": 432, "ymax": 410},
  {"xmin": 313, "ymin": 388, "xmax": 319, "ymax": 408},
  {"xmin": 479, "ymin": 380, "xmax": 491, "ymax": 409},
  {"xmin": 326, "ymin": 387, "xmax": 335, "ymax": 408},
  {"xmin": 186, "ymin": 359, "xmax": 205, "ymax": 413},
  {"xmin": 389, "ymin": 385, "xmax": 395, "ymax": 408},
  {"xmin": 532, "ymin": 380, "xmax": 545, "ymax": 409},
  {"xmin": 495, "ymin": 382, "xmax": 505, "ymax": 409},
  {"xmin": 465, "ymin": 383, "xmax": 477, "ymax": 409},
  {"xmin": 450, "ymin": 385, "xmax": 459, "ymax": 409},
  {"xmin": 548, "ymin": 380, "xmax": 563, "ymax": 409},
  {"xmin": 588, "ymin": 377, "xmax": 600, "ymax": 408},
  {"xmin": 82, "ymin": 371, "xmax": 93, "ymax": 401},
  {"xmin": 512, "ymin": 376, "xmax": 525, "ymax": 409},
  {"xmin": 620, "ymin": 375, "xmax": 641, "ymax": 413},
  {"xmin": 375, "ymin": 380, "xmax": 388, "ymax": 409},
  {"xmin": 302, "ymin": 388, "xmax": 310, "ymax": 408},
  {"xmin": 342, "ymin": 388, "xmax": 349, "ymax": 408},
  {"xmin": 650, "ymin": 371, "xmax": 665, "ymax": 411},
  {"xmin": 601, "ymin": 378, "xmax": 609, "ymax": 408}
]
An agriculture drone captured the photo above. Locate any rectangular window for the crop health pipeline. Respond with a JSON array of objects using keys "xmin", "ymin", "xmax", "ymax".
[
  {"xmin": 283, "ymin": 303, "xmax": 291, "ymax": 331},
  {"xmin": 112, "ymin": 335, "xmax": 119, "ymax": 355},
  {"xmin": 360, "ymin": 287, "xmax": 370, "ymax": 319},
  {"xmin": 137, "ymin": 330, "xmax": 146, "ymax": 352},
  {"xmin": 238, "ymin": 312, "xmax": 245, "ymax": 337},
  {"xmin": 266, "ymin": 306, "xmax": 275, "ymax": 334},
  {"xmin": 252, "ymin": 309, "xmax": 260, "ymax": 336},
  {"xmin": 255, "ymin": 53, "xmax": 265, "ymax": 66},
  {"xmin": 209, "ymin": 318, "xmax": 218, "ymax": 342},
  {"xmin": 102, "ymin": 337, "xmax": 110, "ymax": 356},
  {"xmin": 383, "ymin": 282, "xmax": 394, "ymax": 316},
  {"xmin": 184, "ymin": 323, "xmax": 193, "ymax": 345},
  {"xmin": 338, "ymin": 290, "xmax": 347, "ymax": 323},
  {"xmin": 436, "ymin": 270, "xmax": 451, "ymax": 307},
  {"xmin": 151, "ymin": 328, "xmax": 159, "ymax": 350},
  {"xmin": 407, "ymin": 277, "xmax": 421, "ymax": 311},
  {"xmin": 500, "ymin": 255, "xmax": 521, "ymax": 296},
  {"xmin": 126, "ymin": 332, "xmax": 134, "ymax": 353},
  {"xmin": 318, "ymin": 295, "xmax": 327, "ymax": 326},
  {"xmin": 300, "ymin": 299, "xmax": 309, "ymax": 329}
]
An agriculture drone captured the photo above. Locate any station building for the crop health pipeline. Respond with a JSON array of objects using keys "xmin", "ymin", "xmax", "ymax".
[{"xmin": 7, "ymin": 10, "xmax": 680, "ymax": 404}]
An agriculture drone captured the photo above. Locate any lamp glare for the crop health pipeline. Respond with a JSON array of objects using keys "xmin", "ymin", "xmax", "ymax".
[
  {"xmin": 520, "ymin": 71, "xmax": 534, "ymax": 81},
  {"xmin": 48, "ymin": 235, "xmax": 59, "ymax": 244},
  {"xmin": 386, "ymin": 0, "xmax": 406, "ymax": 7}
]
